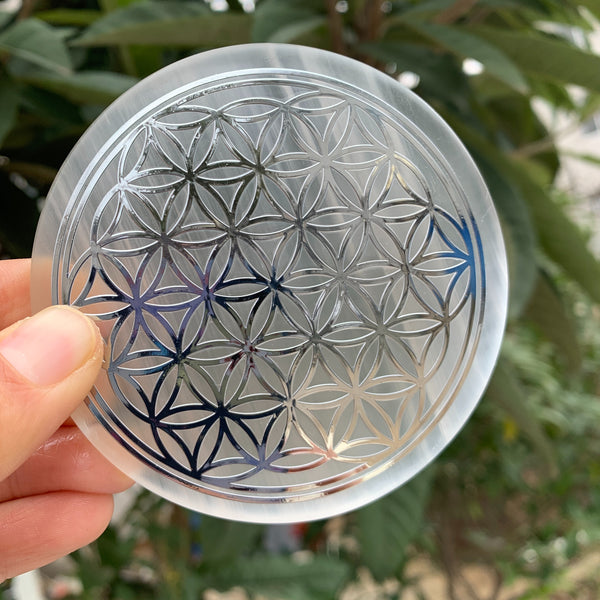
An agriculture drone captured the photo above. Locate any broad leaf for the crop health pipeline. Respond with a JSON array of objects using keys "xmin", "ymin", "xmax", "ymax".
[
  {"xmin": 253, "ymin": 0, "xmax": 325, "ymax": 43},
  {"xmin": 354, "ymin": 467, "xmax": 434, "ymax": 581},
  {"xmin": 0, "ymin": 12, "xmax": 14, "ymax": 30},
  {"xmin": 16, "ymin": 86, "xmax": 83, "ymax": 132},
  {"xmin": 0, "ymin": 18, "xmax": 72, "ymax": 75},
  {"xmin": 267, "ymin": 15, "xmax": 327, "ymax": 44},
  {"xmin": 473, "ymin": 149, "xmax": 537, "ymax": 319},
  {"xmin": 96, "ymin": 525, "xmax": 138, "ymax": 571},
  {"xmin": 0, "ymin": 77, "xmax": 20, "ymax": 147},
  {"xmin": 36, "ymin": 9, "xmax": 102, "ymax": 26},
  {"xmin": 74, "ymin": 1, "xmax": 251, "ymax": 47},
  {"xmin": 99, "ymin": 0, "xmax": 141, "ymax": 11},
  {"xmin": 515, "ymin": 167, "xmax": 600, "ymax": 305},
  {"xmin": 400, "ymin": 21, "xmax": 529, "ymax": 93},
  {"xmin": 450, "ymin": 118, "xmax": 600, "ymax": 306},
  {"xmin": 527, "ymin": 78, "xmax": 579, "ymax": 112},
  {"xmin": 486, "ymin": 356, "xmax": 558, "ymax": 477},
  {"xmin": 482, "ymin": 94, "xmax": 560, "ymax": 177},
  {"xmin": 387, "ymin": 0, "xmax": 459, "ymax": 21},
  {"xmin": 524, "ymin": 270, "xmax": 582, "ymax": 373},
  {"xmin": 14, "ymin": 69, "xmax": 137, "ymax": 105},
  {"xmin": 359, "ymin": 40, "xmax": 473, "ymax": 112},
  {"xmin": 205, "ymin": 554, "xmax": 350, "ymax": 600},
  {"xmin": 467, "ymin": 25, "xmax": 600, "ymax": 93},
  {"xmin": 198, "ymin": 515, "xmax": 262, "ymax": 568}
]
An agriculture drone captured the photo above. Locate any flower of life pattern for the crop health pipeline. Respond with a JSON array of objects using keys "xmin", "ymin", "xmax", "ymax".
[{"xmin": 56, "ymin": 74, "xmax": 484, "ymax": 500}]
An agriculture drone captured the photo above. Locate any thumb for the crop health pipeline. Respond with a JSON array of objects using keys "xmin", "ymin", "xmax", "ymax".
[{"xmin": 0, "ymin": 305, "xmax": 103, "ymax": 481}]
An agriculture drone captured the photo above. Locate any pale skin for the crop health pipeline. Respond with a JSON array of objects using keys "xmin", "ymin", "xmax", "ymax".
[{"xmin": 0, "ymin": 259, "xmax": 132, "ymax": 582}]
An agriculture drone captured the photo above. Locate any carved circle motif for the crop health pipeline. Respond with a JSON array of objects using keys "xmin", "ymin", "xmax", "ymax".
[{"xmin": 55, "ymin": 73, "xmax": 485, "ymax": 502}]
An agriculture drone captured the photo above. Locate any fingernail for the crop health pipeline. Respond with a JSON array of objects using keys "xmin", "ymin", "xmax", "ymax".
[{"xmin": 0, "ymin": 306, "xmax": 99, "ymax": 386}]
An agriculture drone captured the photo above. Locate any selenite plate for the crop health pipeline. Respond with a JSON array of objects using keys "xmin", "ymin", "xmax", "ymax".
[{"xmin": 32, "ymin": 44, "xmax": 508, "ymax": 523}]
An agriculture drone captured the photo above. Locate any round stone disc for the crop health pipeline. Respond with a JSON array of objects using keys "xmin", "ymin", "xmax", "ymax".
[{"xmin": 32, "ymin": 44, "xmax": 508, "ymax": 523}]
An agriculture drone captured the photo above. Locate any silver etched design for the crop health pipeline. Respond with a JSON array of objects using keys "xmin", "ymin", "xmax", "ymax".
[{"xmin": 54, "ymin": 73, "xmax": 484, "ymax": 501}]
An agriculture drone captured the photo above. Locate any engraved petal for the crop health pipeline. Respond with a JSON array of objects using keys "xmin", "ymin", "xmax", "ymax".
[{"xmin": 155, "ymin": 106, "xmax": 213, "ymax": 129}]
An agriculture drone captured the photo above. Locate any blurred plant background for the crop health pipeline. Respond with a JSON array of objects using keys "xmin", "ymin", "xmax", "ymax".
[{"xmin": 3, "ymin": 0, "xmax": 600, "ymax": 598}]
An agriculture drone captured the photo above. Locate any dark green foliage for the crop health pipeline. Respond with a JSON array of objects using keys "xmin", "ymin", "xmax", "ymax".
[
  {"xmin": 252, "ymin": 0, "xmax": 327, "ymax": 44},
  {"xmin": 469, "ymin": 25, "xmax": 600, "ymax": 92},
  {"xmin": 197, "ymin": 516, "xmax": 263, "ymax": 569},
  {"xmin": 472, "ymin": 149, "xmax": 537, "ymax": 318},
  {"xmin": 354, "ymin": 468, "xmax": 435, "ymax": 581},
  {"xmin": 74, "ymin": 2, "xmax": 252, "ymax": 47},
  {"xmin": 523, "ymin": 270, "xmax": 582, "ymax": 373},
  {"xmin": 0, "ymin": 18, "xmax": 73, "ymax": 74},
  {"xmin": 204, "ymin": 554, "xmax": 351, "ymax": 599},
  {"xmin": 68, "ymin": 495, "xmax": 350, "ymax": 599}
]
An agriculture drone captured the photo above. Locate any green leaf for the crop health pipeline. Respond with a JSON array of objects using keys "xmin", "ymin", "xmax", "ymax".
[
  {"xmin": 198, "ymin": 515, "xmax": 262, "ymax": 568},
  {"xmin": 401, "ymin": 21, "xmax": 529, "ymax": 93},
  {"xmin": 354, "ymin": 467, "xmax": 434, "ymax": 581},
  {"xmin": 515, "ymin": 169, "xmax": 600, "ymax": 305},
  {"xmin": 253, "ymin": 0, "xmax": 325, "ymax": 43},
  {"xmin": 389, "ymin": 0, "xmax": 457, "ymax": 20},
  {"xmin": 94, "ymin": 0, "xmax": 162, "ymax": 77},
  {"xmin": 482, "ymin": 94, "xmax": 560, "ymax": 177},
  {"xmin": 206, "ymin": 554, "xmax": 350, "ymax": 600},
  {"xmin": 96, "ymin": 525, "xmax": 138, "ymax": 569},
  {"xmin": 466, "ymin": 25, "xmax": 600, "ymax": 93},
  {"xmin": 36, "ymin": 9, "xmax": 102, "ymax": 27},
  {"xmin": 523, "ymin": 270, "xmax": 582, "ymax": 373},
  {"xmin": 19, "ymin": 85, "xmax": 83, "ymax": 126},
  {"xmin": 359, "ymin": 40, "xmax": 473, "ymax": 112},
  {"xmin": 13, "ymin": 69, "xmax": 137, "ymax": 105},
  {"xmin": 472, "ymin": 149, "xmax": 537, "ymax": 319},
  {"xmin": 0, "ymin": 18, "xmax": 72, "ymax": 75},
  {"xmin": 527, "ymin": 79, "xmax": 578, "ymax": 112},
  {"xmin": 0, "ymin": 12, "xmax": 14, "ymax": 30},
  {"xmin": 268, "ymin": 15, "xmax": 327, "ymax": 44},
  {"xmin": 486, "ymin": 356, "xmax": 558, "ymax": 477},
  {"xmin": 359, "ymin": 39, "xmax": 452, "ymax": 80},
  {"xmin": 99, "ymin": 0, "xmax": 141, "ymax": 11},
  {"xmin": 0, "ymin": 77, "xmax": 20, "ymax": 147},
  {"xmin": 74, "ymin": 1, "xmax": 252, "ymax": 47},
  {"xmin": 449, "ymin": 118, "xmax": 600, "ymax": 305},
  {"xmin": 580, "ymin": 91, "xmax": 600, "ymax": 121},
  {"xmin": 71, "ymin": 547, "xmax": 115, "ymax": 596}
]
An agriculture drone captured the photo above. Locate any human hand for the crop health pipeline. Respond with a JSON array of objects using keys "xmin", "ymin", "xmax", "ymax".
[{"xmin": 0, "ymin": 259, "xmax": 132, "ymax": 582}]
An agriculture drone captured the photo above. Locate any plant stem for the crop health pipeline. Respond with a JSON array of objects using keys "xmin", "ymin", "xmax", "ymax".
[
  {"xmin": 354, "ymin": 0, "xmax": 384, "ymax": 68},
  {"xmin": 18, "ymin": 0, "xmax": 36, "ymax": 20},
  {"xmin": 326, "ymin": 0, "xmax": 346, "ymax": 55},
  {"xmin": 365, "ymin": 0, "xmax": 383, "ymax": 42}
]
